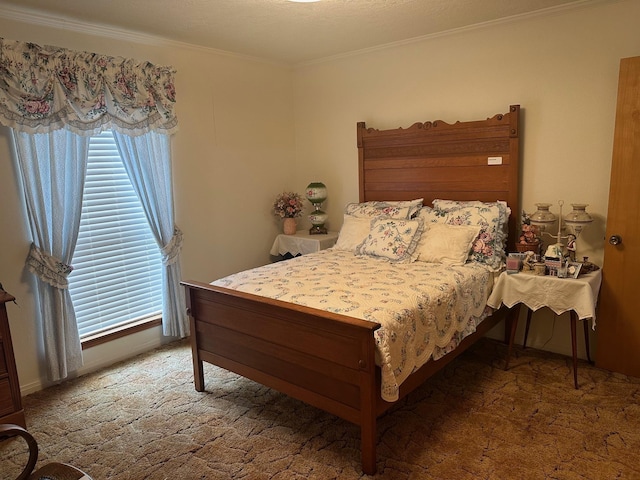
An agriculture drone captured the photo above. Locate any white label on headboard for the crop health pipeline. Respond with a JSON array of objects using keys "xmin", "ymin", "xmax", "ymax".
[{"xmin": 487, "ymin": 156, "xmax": 503, "ymax": 165}]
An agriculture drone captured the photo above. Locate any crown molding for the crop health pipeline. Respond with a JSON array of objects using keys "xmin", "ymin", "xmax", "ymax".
[
  {"xmin": 295, "ymin": 0, "xmax": 615, "ymax": 67},
  {"xmin": 0, "ymin": 0, "xmax": 616, "ymax": 68},
  {"xmin": 0, "ymin": 4, "xmax": 287, "ymax": 67}
]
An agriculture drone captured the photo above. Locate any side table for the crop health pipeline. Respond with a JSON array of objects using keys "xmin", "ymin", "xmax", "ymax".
[
  {"xmin": 487, "ymin": 269, "xmax": 602, "ymax": 388},
  {"xmin": 270, "ymin": 230, "xmax": 339, "ymax": 260}
]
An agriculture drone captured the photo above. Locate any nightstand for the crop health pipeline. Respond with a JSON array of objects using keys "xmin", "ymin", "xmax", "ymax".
[
  {"xmin": 270, "ymin": 230, "xmax": 339, "ymax": 260},
  {"xmin": 487, "ymin": 269, "xmax": 602, "ymax": 388}
]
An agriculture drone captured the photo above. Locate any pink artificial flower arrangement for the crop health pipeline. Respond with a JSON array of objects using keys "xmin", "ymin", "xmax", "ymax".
[
  {"xmin": 519, "ymin": 211, "xmax": 541, "ymax": 244},
  {"xmin": 273, "ymin": 191, "xmax": 305, "ymax": 218}
]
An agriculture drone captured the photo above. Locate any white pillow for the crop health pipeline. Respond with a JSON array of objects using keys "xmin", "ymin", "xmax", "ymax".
[
  {"xmin": 416, "ymin": 223, "xmax": 481, "ymax": 265},
  {"xmin": 333, "ymin": 214, "xmax": 372, "ymax": 252},
  {"xmin": 355, "ymin": 217, "xmax": 424, "ymax": 263}
]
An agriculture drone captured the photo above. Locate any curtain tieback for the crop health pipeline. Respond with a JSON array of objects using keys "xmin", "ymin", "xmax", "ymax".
[
  {"xmin": 26, "ymin": 243, "xmax": 73, "ymax": 289},
  {"xmin": 161, "ymin": 226, "xmax": 183, "ymax": 266}
]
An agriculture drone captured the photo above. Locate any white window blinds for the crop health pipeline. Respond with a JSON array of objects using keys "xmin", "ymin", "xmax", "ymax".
[{"xmin": 69, "ymin": 131, "xmax": 163, "ymax": 338}]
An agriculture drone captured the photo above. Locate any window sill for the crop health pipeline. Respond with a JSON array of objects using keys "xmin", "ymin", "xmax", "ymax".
[{"xmin": 81, "ymin": 316, "xmax": 162, "ymax": 350}]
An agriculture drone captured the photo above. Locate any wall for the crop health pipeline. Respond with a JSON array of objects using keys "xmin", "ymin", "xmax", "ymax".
[
  {"xmin": 292, "ymin": 0, "xmax": 640, "ymax": 358},
  {"xmin": 1, "ymin": 0, "xmax": 638, "ymax": 395},
  {"xmin": 0, "ymin": 18, "xmax": 295, "ymax": 394}
]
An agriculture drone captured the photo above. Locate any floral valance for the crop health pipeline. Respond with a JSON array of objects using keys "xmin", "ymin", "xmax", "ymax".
[{"xmin": 0, "ymin": 38, "xmax": 177, "ymax": 136}]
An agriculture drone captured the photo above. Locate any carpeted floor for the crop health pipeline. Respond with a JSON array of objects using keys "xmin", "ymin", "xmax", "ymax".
[{"xmin": 2, "ymin": 338, "xmax": 639, "ymax": 480}]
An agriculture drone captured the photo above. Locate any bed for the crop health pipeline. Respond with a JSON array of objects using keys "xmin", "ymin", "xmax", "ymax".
[{"xmin": 182, "ymin": 104, "xmax": 520, "ymax": 474}]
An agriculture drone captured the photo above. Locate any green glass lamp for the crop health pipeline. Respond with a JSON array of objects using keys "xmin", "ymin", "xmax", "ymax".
[{"xmin": 306, "ymin": 182, "xmax": 328, "ymax": 234}]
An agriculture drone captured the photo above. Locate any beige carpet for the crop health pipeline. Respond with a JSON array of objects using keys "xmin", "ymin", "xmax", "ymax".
[{"xmin": 2, "ymin": 338, "xmax": 639, "ymax": 480}]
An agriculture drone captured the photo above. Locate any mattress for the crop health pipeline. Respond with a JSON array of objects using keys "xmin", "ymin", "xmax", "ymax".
[{"xmin": 212, "ymin": 249, "xmax": 496, "ymax": 402}]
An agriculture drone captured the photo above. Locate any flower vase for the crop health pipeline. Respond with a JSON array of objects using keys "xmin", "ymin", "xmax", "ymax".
[{"xmin": 283, "ymin": 218, "xmax": 297, "ymax": 235}]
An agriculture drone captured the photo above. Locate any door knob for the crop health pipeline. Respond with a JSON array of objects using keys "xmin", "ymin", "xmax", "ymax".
[{"xmin": 609, "ymin": 234, "xmax": 622, "ymax": 245}]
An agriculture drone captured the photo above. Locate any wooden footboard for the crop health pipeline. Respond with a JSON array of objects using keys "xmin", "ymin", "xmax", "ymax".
[
  {"xmin": 182, "ymin": 280, "xmax": 507, "ymax": 474},
  {"xmin": 182, "ymin": 280, "xmax": 382, "ymax": 474}
]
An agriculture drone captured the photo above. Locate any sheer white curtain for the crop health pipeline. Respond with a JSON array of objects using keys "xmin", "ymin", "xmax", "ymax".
[
  {"xmin": 12, "ymin": 129, "xmax": 89, "ymax": 381},
  {"xmin": 114, "ymin": 131, "xmax": 188, "ymax": 337},
  {"xmin": 1, "ymin": 37, "xmax": 183, "ymax": 381}
]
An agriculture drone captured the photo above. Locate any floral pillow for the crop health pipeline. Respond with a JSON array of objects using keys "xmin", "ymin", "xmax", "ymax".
[
  {"xmin": 430, "ymin": 199, "xmax": 511, "ymax": 271},
  {"xmin": 333, "ymin": 214, "xmax": 373, "ymax": 252},
  {"xmin": 344, "ymin": 198, "xmax": 423, "ymax": 219},
  {"xmin": 415, "ymin": 223, "xmax": 481, "ymax": 264},
  {"xmin": 417, "ymin": 205, "xmax": 447, "ymax": 225},
  {"xmin": 382, "ymin": 198, "xmax": 424, "ymax": 217},
  {"xmin": 355, "ymin": 217, "xmax": 424, "ymax": 263}
]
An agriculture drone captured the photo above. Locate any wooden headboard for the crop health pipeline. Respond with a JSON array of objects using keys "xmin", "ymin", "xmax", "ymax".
[{"xmin": 357, "ymin": 105, "xmax": 520, "ymax": 251}]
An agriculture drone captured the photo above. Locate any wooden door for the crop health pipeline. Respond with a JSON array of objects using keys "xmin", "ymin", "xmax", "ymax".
[{"xmin": 596, "ymin": 56, "xmax": 640, "ymax": 377}]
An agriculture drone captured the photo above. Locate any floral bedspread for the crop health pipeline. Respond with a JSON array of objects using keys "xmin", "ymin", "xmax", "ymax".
[{"xmin": 212, "ymin": 249, "xmax": 496, "ymax": 402}]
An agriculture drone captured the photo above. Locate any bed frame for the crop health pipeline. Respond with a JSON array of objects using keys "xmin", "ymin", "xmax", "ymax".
[{"xmin": 182, "ymin": 105, "xmax": 520, "ymax": 474}]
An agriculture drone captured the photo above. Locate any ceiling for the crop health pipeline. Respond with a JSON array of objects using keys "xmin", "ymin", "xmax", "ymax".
[{"xmin": 0, "ymin": 0, "xmax": 597, "ymax": 65}]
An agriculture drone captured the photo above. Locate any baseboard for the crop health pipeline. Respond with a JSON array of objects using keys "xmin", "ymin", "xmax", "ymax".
[{"xmin": 19, "ymin": 326, "xmax": 174, "ymax": 396}]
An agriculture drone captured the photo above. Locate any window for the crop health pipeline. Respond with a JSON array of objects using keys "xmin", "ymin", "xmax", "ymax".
[{"xmin": 68, "ymin": 131, "xmax": 163, "ymax": 339}]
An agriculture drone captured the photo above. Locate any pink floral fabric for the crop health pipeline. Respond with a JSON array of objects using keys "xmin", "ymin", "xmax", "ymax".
[
  {"xmin": 423, "ymin": 200, "xmax": 511, "ymax": 271},
  {"xmin": 355, "ymin": 217, "xmax": 424, "ymax": 263},
  {"xmin": 213, "ymin": 249, "xmax": 495, "ymax": 402},
  {"xmin": 0, "ymin": 38, "xmax": 177, "ymax": 135}
]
